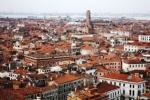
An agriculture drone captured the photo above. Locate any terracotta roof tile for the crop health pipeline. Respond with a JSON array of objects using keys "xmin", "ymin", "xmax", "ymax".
[
  {"xmin": 102, "ymin": 72, "xmax": 144, "ymax": 82},
  {"xmin": 81, "ymin": 45, "xmax": 94, "ymax": 50},
  {"xmin": 39, "ymin": 84, "xmax": 57, "ymax": 92},
  {"xmin": 97, "ymin": 82, "xmax": 120, "ymax": 93},
  {"xmin": 55, "ymin": 74, "xmax": 81, "ymax": 84},
  {"xmin": 142, "ymin": 92, "xmax": 150, "ymax": 98}
]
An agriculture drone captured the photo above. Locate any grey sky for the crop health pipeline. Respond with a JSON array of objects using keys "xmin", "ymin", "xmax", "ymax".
[{"xmin": 0, "ymin": 0, "xmax": 150, "ymax": 13}]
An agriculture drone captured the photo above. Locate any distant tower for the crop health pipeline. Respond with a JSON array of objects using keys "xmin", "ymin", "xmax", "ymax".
[
  {"xmin": 85, "ymin": 10, "xmax": 93, "ymax": 34},
  {"xmin": 86, "ymin": 10, "xmax": 91, "ymax": 26},
  {"xmin": 44, "ymin": 15, "xmax": 46, "ymax": 29}
]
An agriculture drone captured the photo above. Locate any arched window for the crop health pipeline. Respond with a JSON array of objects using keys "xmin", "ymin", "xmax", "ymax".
[
  {"xmin": 129, "ymin": 90, "xmax": 131, "ymax": 95},
  {"xmin": 123, "ymin": 90, "xmax": 125, "ymax": 95},
  {"xmin": 132, "ymin": 90, "xmax": 134, "ymax": 96},
  {"xmin": 138, "ymin": 90, "xmax": 141, "ymax": 95}
]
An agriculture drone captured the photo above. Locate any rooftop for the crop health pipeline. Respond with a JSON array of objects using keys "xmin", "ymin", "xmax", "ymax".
[
  {"xmin": 55, "ymin": 74, "xmax": 81, "ymax": 84},
  {"xmin": 102, "ymin": 72, "xmax": 144, "ymax": 82}
]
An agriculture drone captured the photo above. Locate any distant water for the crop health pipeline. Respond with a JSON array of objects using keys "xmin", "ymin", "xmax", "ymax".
[{"xmin": 0, "ymin": 14, "xmax": 150, "ymax": 20}]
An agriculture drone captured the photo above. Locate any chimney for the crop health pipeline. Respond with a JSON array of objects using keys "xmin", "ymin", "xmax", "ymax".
[
  {"xmin": 50, "ymin": 77, "xmax": 53, "ymax": 81},
  {"xmin": 13, "ymin": 81, "xmax": 21, "ymax": 90},
  {"xmin": 32, "ymin": 83, "xmax": 35, "ymax": 86},
  {"xmin": 66, "ymin": 70, "xmax": 70, "ymax": 74},
  {"xmin": 83, "ymin": 78, "xmax": 87, "ymax": 86},
  {"xmin": 140, "ymin": 74, "xmax": 143, "ymax": 78},
  {"xmin": 56, "ymin": 74, "xmax": 58, "ymax": 78},
  {"xmin": 28, "ymin": 82, "xmax": 31, "ymax": 86}
]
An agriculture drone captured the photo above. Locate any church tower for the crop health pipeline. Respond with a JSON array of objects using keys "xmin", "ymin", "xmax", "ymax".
[
  {"xmin": 86, "ymin": 10, "xmax": 91, "ymax": 26},
  {"xmin": 85, "ymin": 10, "xmax": 93, "ymax": 34}
]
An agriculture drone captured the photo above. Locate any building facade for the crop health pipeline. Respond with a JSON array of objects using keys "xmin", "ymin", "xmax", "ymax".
[
  {"xmin": 99, "ymin": 72, "xmax": 146, "ymax": 100},
  {"xmin": 139, "ymin": 35, "xmax": 150, "ymax": 42}
]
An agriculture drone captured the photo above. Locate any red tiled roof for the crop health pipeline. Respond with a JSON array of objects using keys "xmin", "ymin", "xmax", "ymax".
[
  {"xmin": 127, "ymin": 42, "xmax": 150, "ymax": 47},
  {"xmin": 81, "ymin": 45, "xmax": 94, "ymax": 50},
  {"xmin": 102, "ymin": 72, "xmax": 144, "ymax": 82},
  {"xmin": 130, "ymin": 70, "xmax": 145, "ymax": 74},
  {"xmin": 39, "ymin": 84, "xmax": 57, "ymax": 92},
  {"xmin": 82, "ymin": 37, "xmax": 94, "ymax": 41},
  {"xmin": 100, "ymin": 57, "xmax": 121, "ymax": 63},
  {"xmin": 96, "ymin": 66, "xmax": 112, "ymax": 72},
  {"xmin": 142, "ymin": 92, "xmax": 150, "ymax": 98},
  {"xmin": 14, "ymin": 69, "xmax": 28, "ymax": 75},
  {"xmin": 124, "ymin": 57, "xmax": 141, "ymax": 63},
  {"xmin": 39, "ymin": 45, "xmax": 54, "ymax": 53},
  {"xmin": 55, "ymin": 74, "xmax": 81, "ymax": 84},
  {"xmin": 78, "ymin": 63, "xmax": 92, "ymax": 68},
  {"xmin": 146, "ymin": 82, "xmax": 150, "ymax": 86},
  {"xmin": 2, "ymin": 86, "xmax": 41, "ymax": 100},
  {"xmin": 97, "ymin": 82, "xmax": 120, "ymax": 93}
]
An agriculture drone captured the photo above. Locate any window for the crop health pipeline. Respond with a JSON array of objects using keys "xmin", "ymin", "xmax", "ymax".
[
  {"xmin": 123, "ymin": 90, "xmax": 125, "ymax": 95},
  {"xmin": 138, "ymin": 90, "xmax": 141, "ymax": 95},
  {"xmin": 119, "ymin": 83, "xmax": 121, "ymax": 86},
  {"xmin": 129, "ymin": 90, "xmax": 131, "ymax": 95},
  {"xmin": 123, "ymin": 84, "xmax": 125, "ymax": 87},
  {"xmin": 113, "ymin": 93, "xmax": 114, "ymax": 97},
  {"xmin": 132, "ymin": 90, "xmax": 134, "ymax": 96}
]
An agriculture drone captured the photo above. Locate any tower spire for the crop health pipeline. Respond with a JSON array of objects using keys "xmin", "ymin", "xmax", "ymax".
[{"xmin": 85, "ymin": 10, "xmax": 93, "ymax": 34}]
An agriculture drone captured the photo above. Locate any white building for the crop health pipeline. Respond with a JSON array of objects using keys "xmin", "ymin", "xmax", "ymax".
[
  {"xmin": 139, "ymin": 35, "xmax": 150, "ymax": 42},
  {"xmin": 13, "ymin": 41, "xmax": 35, "ymax": 50},
  {"xmin": 78, "ymin": 63, "xmax": 96, "ymax": 75},
  {"xmin": 71, "ymin": 34, "xmax": 93, "ymax": 39},
  {"xmin": 124, "ymin": 42, "xmax": 149, "ymax": 52},
  {"xmin": 0, "ymin": 21, "xmax": 9, "ymax": 27},
  {"xmin": 75, "ymin": 58, "xmax": 87, "ymax": 65},
  {"xmin": 122, "ymin": 52, "xmax": 150, "ymax": 72},
  {"xmin": 71, "ymin": 42, "xmax": 80, "ymax": 55},
  {"xmin": 122, "ymin": 59, "xmax": 148, "ymax": 72},
  {"xmin": 0, "ymin": 71, "xmax": 9, "ymax": 78},
  {"xmin": 14, "ymin": 35, "xmax": 23, "ymax": 40},
  {"xmin": 17, "ymin": 23, "xmax": 25, "ymax": 27},
  {"xmin": 110, "ymin": 30, "xmax": 132, "ymax": 37},
  {"xmin": 110, "ymin": 38, "xmax": 124, "ymax": 47},
  {"xmin": 96, "ymin": 82, "xmax": 121, "ymax": 100},
  {"xmin": 99, "ymin": 72, "xmax": 146, "ymax": 100},
  {"xmin": 110, "ymin": 37, "xmax": 133, "ymax": 47},
  {"xmin": 80, "ymin": 45, "xmax": 98, "ymax": 56}
]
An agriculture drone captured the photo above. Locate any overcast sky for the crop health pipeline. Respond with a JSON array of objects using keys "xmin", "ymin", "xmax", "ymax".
[{"xmin": 0, "ymin": 0, "xmax": 150, "ymax": 13}]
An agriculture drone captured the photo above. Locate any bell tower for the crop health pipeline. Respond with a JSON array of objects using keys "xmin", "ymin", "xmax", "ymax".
[
  {"xmin": 85, "ymin": 10, "xmax": 93, "ymax": 34},
  {"xmin": 86, "ymin": 10, "xmax": 91, "ymax": 26}
]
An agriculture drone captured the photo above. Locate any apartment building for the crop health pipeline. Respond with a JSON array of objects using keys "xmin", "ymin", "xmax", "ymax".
[
  {"xmin": 139, "ymin": 35, "xmax": 150, "ymax": 42},
  {"xmin": 99, "ymin": 72, "xmax": 146, "ymax": 100},
  {"xmin": 54, "ymin": 74, "xmax": 83, "ymax": 100}
]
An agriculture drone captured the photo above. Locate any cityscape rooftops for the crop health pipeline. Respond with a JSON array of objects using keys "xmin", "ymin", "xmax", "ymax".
[
  {"xmin": 102, "ymin": 72, "xmax": 144, "ymax": 82},
  {"xmin": 54, "ymin": 74, "xmax": 81, "ymax": 84}
]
